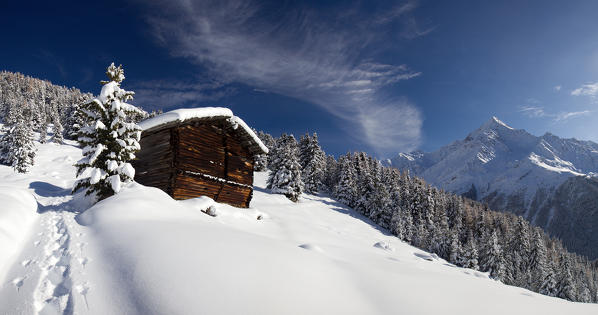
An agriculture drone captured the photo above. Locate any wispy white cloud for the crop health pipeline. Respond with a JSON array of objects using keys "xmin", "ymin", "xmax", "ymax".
[
  {"xmin": 519, "ymin": 106, "xmax": 547, "ymax": 118},
  {"xmin": 519, "ymin": 105, "xmax": 591, "ymax": 122},
  {"xmin": 131, "ymin": 80, "xmax": 234, "ymax": 110},
  {"xmin": 554, "ymin": 110, "xmax": 591, "ymax": 121},
  {"xmin": 571, "ymin": 82, "xmax": 598, "ymax": 97},
  {"xmin": 554, "ymin": 85, "xmax": 561, "ymax": 91},
  {"xmin": 138, "ymin": 0, "xmax": 426, "ymax": 154}
]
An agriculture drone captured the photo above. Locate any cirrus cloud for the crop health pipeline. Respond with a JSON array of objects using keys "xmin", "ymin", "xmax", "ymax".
[{"xmin": 135, "ymin": 0, "xmax": 426, "ymax": 155}]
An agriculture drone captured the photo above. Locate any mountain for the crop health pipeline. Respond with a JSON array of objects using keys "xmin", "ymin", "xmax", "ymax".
[{"xmin": 390, "ymin": 117, "xmax": 598, "ymax": 258}]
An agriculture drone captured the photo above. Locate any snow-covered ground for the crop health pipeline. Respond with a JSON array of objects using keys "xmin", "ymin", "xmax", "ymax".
[{"xmin": 1, "ymin": 140, "xmax": 597, "ymax": 314}]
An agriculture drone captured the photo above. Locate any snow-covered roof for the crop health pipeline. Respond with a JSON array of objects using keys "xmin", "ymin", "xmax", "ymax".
[{"xmin": 138, "ymin": 107, "xmax": 268, "ymax": 155}]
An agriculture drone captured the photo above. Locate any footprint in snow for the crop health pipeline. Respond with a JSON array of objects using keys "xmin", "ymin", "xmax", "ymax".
[
  {"xmin": 373, "ymin": 241, "xmax": 394, "ymax": 251},
  {"xmin": 298, "ymin": 244, "xmax": 324, "ymax": 253},
  {"xmin": 414, "ymin": 252, "xmax": 436, "ymax": 261},
  {"xmin": 11, "ymin": 277, "xmax": 25, "ymax": 291},
  {"xmin": 78, "ymin": 257, "xmax": 90, "ymax": 267},
  {"xmin": 34, "ymin": 241, "xmax": 41, "ymax": 247},
  {"xmin": 21, "ymin": 259, "xmax": 33, "ymax": 267},
  {"xmin": 76, "ymin": 282, "xmax": 91, "ymax": 309}
]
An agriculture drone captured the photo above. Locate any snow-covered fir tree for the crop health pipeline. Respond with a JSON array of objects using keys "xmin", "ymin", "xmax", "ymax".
[
  {"xmin": 73, "ymin": 63, "xmax": 143, "ymax": 201},
  {"xmin": 482, "ymin": 230, "xmax": 506, "ymax": 280},
  {"xmin": 267, "ymin": 133, "xmax": 303, "ymax": 202},
  {"xmin": 1, "ymin": 108, "xmax": 36, "ymax": 173},
  {"xmin": 254, "ymin": 130, "xmax": 274, "ymax": 171},
  {"xmin": 38, "ymin": 118, "xmax": 49, "ymax": 144},
  {"xmin": 461, "ymin": 231, "xmax": 480, "ymax": 270},
  {"xmin": 51, "ymin": 120, "xmax": 64, "ymax": 144},
  {"xmin": 322, "ymin": 154, "xmax": 338, "ymax": 191},
  {"xmin": 540, "ymin": 259, "xmax": 558, "ymax": 297},
  {"xmin": 299, "ymin": 133, "xmax": 326, "ymax": 193},
  {"xmin": 333, "ymin": 153, "xmax": 358, "ymax": 207}
]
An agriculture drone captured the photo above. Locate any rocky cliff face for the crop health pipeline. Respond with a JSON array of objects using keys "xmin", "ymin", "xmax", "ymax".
[{"xmin": 391, "ymin": 117, "xmax": 598, "ymax": 258}]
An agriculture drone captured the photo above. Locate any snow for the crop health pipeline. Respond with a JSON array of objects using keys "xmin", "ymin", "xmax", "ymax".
[
  {"xmin": 391, "ymin": 116, "xmax": 598, "ymax": 207},
  {"xmin": 491, "ymin": 116, "xmax": 514, "ymax": 130},
  {"xmin": 120, "ymin": 162, "xmax": 135, "ymax": 179},
  {"xmin": 99, "ymin": 81, "xmax": 118, "ymax": 104},
  {"xmin": 89, "ymin": 168, "xmax": 103, "ymax": 184},
  {"xmin": 138, "ymin": 107, "xmax": 233, "ymax": 130},
  {"xmin": 109, "ymin": 174, "xmax": 121, "ymax": 193},
  {"xmin": 528, "ymin": 153, "xmax": 585, "ymax": 176},
  {"xmin": 0, "ymin": 188, "xmax": 38, "ymax": 284},
  {"xmin": 138, "ymin": 107, "xmax": 269, "ymax": 154},
  {"xmin": 0, "ymin": 137, "xmax": 597, "ymax": 314}
]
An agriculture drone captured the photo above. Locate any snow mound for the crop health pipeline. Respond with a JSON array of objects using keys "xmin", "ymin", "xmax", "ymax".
[
  {"xmin": 0, "ymin": 187, "xmax": 38, "ymax": 283},
  {"xmin": 78, "ymin": 183, "xmax": 201, "ymax": 225}
]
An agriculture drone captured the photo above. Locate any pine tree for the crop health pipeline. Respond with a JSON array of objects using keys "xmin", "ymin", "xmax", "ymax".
[
  {"xmin": 529, "ymin": 229, "xmax": 549, "ymax": 291},
  {"xmin": 557, "ymin": 253, "xmax": 577, "ymax": 301},
  {"xmin": 51, "ymin": 120, "xmax": 64, "ymax": 144},
  {"xmin": 483, "ymin": 230, "xmax": 506, "ymax": 280},
  {"xmin": 254, "ymin": 130, "xmax": 274, "ymax": 171},
  {"xmin": 39, "ymin": 117, "xmax": 48, "ymax": 144},
  {"xmin": 462, "ymin": 231, "xmax": 480, "ymax": 270},
  {"xmin": 334, "ymin": 154, "xmax": 358, "ymax": 207},
  {"xmin": 300, "ymin": 133, "xmax": 326, "ymax": 193},
  {"xmin": 73, "ymin": 63, "xmax": 143, "ymax": 201},
  {"xmin": 448, "ymin": 229, "xmax": 461, "ymax": 265},
  {"xmin": 540, "ymin": 259, "xmax": 558, "ymax": 297},
  {"xmin": 322, "ymin": 155, "xmax": 338, "ymax": 191},
  {"xmin": 267, "ymin": 133, "xmax": 303, "ymax": 202},
  {"xmin": 50, "ymin": 108, "xmax": 64, "ymax": 144},
  {"xmin": 2, "ymin": 110, "xmax": 36, "ymax": 173}
]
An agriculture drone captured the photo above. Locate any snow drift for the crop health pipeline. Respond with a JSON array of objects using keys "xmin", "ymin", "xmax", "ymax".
[{"xmin": 0, "ymin": 187, "xmax": 38, "ymax": 283}]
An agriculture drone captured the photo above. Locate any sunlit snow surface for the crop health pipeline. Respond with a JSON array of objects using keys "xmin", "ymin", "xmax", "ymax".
[{"xmin": 0, "ymin": 139, "xmax": 597, "ymax": 314}]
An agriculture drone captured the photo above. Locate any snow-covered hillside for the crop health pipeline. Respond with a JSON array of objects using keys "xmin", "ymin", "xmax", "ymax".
[
  {"xmin": 1, "ymin": 140, "xmax": 597, "ymax": 314},
  {"xmin": 390, "ymin": 117, "xmax": 598, "ymax": 258}
]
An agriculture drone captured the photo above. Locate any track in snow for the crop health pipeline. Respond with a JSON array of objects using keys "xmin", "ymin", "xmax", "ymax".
[
  {"xmin": 3, "ymin": 210, "xmax": 91, "ymax": 315},
  {"xmin": 32, "ymin": 212, "xmax": 75, "ymax": 314}
]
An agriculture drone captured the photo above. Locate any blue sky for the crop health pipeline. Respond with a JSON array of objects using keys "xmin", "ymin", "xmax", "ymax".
[{"xmin": 1, "ymin": 0, "xmax": 597, "ymax": 157}]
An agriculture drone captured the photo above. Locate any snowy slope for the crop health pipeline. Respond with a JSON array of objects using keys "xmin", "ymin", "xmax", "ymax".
[
  {"xmin": 390, "ymin": 117, "xmax": 598, "ymax": 257},
  {"xmin": 0, "ymin": 140, "xmax": 597, "ymax": 314}
]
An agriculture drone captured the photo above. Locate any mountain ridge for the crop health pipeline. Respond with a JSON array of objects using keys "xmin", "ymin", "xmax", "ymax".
[{"xmin": 390, "ymin": 117, "xmax": 598, "ymax": 258}]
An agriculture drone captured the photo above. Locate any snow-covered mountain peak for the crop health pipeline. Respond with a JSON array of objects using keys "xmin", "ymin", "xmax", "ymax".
[
  {"xmin": 465, "ymin": 116, "xmax": 531, "ymax": 146},
  {"xmin": 390, "ymin": 117, "xmax": 598, "ymax": 258},
  {"xmin": 489, "ymin": 116, "xmax": 513, "ymax": 130}
]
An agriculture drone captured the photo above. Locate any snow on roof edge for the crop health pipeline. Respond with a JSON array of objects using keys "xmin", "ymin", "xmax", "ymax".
[
  {"xmin": 138, "ymin": 107, "xmax": 268, "ymax": 154},
  {"xmin": 227, "ymin": 116, "xmax": 269, "ymax": 154}
]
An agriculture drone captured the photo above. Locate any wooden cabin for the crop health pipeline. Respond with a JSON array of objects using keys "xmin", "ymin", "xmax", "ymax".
[{"xmin": 132, "ymin": 108, "xmax": 268, "ymax": 208}]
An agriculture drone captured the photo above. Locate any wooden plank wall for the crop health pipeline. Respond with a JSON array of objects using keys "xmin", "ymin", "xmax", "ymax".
[
  {"xmin": 132, "ymin": 128, "xmax": 173, "ymax": 193},
  {"xmin": 218, "ymin": 184, "xmax": 252, "ymax": 208},
  {"xmin": 225, "ymin": 132, "xmax": 254, "ymax": 187},
  {"xmin": 177, "ymin": 124, "xmax": 226, "ymax": 178},
  {"xmin": 172, "ymin": 172, "xmax": 222, "ymax": 201},
  {"xmin": 136, "ymin": 121, "xmax": 257, "ymax": 208}
]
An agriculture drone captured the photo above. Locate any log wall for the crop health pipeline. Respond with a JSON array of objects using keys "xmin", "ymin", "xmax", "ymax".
[
  {"xmin": 172, "ymin": 121, "xmax": 255, "ymax": 208},
  {"xmin": 135, "ymin": 120, "xmax": 256, "ymax": 208},
  {"xmin": 132, "ymin": 128, "xmax": 173, "ymax": 193}
]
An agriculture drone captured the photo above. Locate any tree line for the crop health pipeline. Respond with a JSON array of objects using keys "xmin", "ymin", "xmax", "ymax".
[
  {"xmin": 0, "ymin": 70, "xmax": 155, "ymax": 173},
  {"xmin": 258, "ymin": 131, "xmax": 598, "ymax": 303}
]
